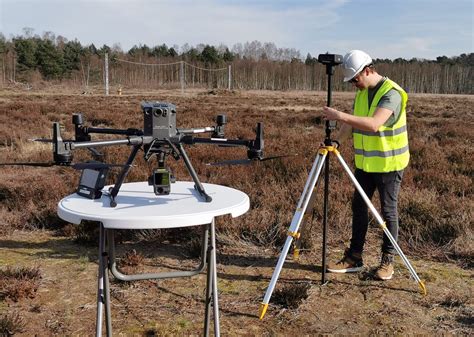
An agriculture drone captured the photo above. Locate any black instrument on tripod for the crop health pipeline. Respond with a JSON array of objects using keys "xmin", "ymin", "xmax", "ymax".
[{"xmin": 317, "ymin": 53, "xmax": 343, "ymax": 285}]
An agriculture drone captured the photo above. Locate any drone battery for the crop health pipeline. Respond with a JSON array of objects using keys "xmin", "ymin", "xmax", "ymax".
[{"xmin": 77, "ymin": 168, "xmax": 109, "ymax": 199}]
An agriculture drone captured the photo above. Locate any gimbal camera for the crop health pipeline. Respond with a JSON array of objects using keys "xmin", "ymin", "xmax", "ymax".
[{"xmin": 44, "ymin": 101, "xmax": 266, "ymax": 207}]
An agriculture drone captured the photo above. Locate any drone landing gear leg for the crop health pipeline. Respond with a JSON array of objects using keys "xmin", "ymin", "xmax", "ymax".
[
  {"xmin": 177, "ymin": 143, "xmax": 212, "ymax": 202},
  {"xmin": 108, "ymin": 145, "xmax": 141, "ymax": 207}
]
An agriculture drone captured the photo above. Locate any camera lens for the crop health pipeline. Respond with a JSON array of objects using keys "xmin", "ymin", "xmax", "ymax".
[{"xmin": 153, "ymin": 108, "xmax": 163, "ymax": 117}]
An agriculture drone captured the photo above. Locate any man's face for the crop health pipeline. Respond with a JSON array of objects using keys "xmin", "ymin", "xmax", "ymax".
[{"xmin": 349, "ymin": 67, "xmax": 369, "ymax": 89}]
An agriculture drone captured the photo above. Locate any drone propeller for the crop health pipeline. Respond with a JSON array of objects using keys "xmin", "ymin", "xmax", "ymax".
[
  {"xmin": 0, "ymin": 162, "xmax": 57, "ymax": 167},
  {"xmin": 29, "ymin": 137, "xmax": 75, "ymax": 143},
  {"xmin": 29, "ymin": 138, "xmax": 53, "ymax": 143},
  {"xmin": 0, "ymin": 162, "xmax": 129, "ymax": 170},
  {"xmin": 206, "ymin": 158, "xmax": 253, "ymax": 166},
  {"xmin": 206, "ymin": 154, "xmax": 297, "ymax": 166},
  {"xmin": 70, "ymin": 162, "xmax": 130, "ymax": 170}
]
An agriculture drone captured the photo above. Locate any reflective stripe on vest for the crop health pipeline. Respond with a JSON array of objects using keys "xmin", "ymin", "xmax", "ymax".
[
  {"xmin": 353, "ymin": 125, "xmax": 407, "ymax": 137},
  {"xmin": 354, "ymin": 145, "xmax": 409, "ymax": 158},
  {"xmin": 353, "ymin": 78, "xmax": 409, "ymax": 172}
]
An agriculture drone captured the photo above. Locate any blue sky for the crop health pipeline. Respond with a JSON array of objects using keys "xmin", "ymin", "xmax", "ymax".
[{"xmin": 0, "ymin": 0, "xmax": 472, "ymax": 60}]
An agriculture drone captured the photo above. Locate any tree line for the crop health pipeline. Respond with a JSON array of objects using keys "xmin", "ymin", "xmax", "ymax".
[{"xmin": 1, "ymin": 30, "xmax": 472, "ymax": 94}]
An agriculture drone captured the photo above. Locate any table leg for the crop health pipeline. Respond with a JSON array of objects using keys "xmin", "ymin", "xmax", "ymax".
[
  {"xmin": 96, "ymin": 224, "xmax": 106, "ymax": 337},
  {"xmin": 210, "ymin": 218, "xmax": 221, "ymax": 337},
  {"xmin": 103, "ymin": 229, "xmax": 112, "ymax": 336},
  {"xmin": 204, "ymin": 224, "xmax": 212, "ymax": 337}
]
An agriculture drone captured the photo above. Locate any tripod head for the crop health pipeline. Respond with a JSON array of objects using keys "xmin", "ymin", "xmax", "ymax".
[{"xmin": 318, "ymin": 53, "xmax": 343, "ymax": 144}]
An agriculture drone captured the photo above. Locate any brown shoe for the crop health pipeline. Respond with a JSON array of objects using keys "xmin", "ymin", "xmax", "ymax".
[
  {"xmin": 374, "ymin": 253, "xmax": 394, "ymax": 280},
  {"xmin": 327, "ymin": 249, "xmax": 364, "ymax": 273}
]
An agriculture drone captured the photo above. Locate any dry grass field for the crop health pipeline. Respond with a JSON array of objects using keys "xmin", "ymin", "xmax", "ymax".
[{"xmin": 0, "ymin": 87, "xmax": 472, "ymax": 335}]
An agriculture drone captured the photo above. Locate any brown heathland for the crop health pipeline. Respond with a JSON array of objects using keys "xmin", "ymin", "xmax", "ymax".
[{"xmin": 0, "ymin": 89, "xmax": 472, "ymax": 335}]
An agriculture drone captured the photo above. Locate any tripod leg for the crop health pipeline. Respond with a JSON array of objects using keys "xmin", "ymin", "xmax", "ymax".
[
  {"xmin": 96, "ymin": 224, "xmax": 106, "ymax": 337},
  {"xmin": 333, "ymin": 150, "xmax": 426, "ymax": 295},
  {"xmin": 293, "ymin": 182, "xmax": 320, "ymax": 261},
  {"xmin": 259, "ymin": 150, "xmax": 328, "ymax": 319}
]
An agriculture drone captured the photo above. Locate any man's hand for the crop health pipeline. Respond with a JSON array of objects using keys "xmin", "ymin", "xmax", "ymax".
[
  {"xmin": 322, "ymin": 106, "xmax": 393, "ymax": 132},
  {"xmin": 322, "ymin": 106, "xmax": 343, "ymax": 121}
]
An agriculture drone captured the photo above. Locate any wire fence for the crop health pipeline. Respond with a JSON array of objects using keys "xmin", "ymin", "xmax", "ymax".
[
  {"xmin": 107, "ymin": 54, "xmax": 232, "ymax": 94},
  {"xmin": 99, "ymin": 53, "xmax": 474, "ymax": 95}
]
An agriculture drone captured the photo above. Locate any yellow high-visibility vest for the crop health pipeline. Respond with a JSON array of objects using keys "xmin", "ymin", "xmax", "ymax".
[{"xmin": 353, "ymin": 78, "xmax": 409, "ymax": 172}]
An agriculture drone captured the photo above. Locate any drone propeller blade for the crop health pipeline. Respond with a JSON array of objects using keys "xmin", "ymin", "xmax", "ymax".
[
  {"xmin": 0, "ymin": 162, "xmax": 56, "ymax": 167},
  {"xmin": 71, "ymin": 162, "xmax": 130, "ymax": 170},
  {"xmin": 260, "ymin": 154, "xmax": 299, "ymax": 161},
  {"xmin": 30, "ymin": 138, "xmax": 74, "ymax": 143},
  {"xmin": 207, "ymin": 153, "xmax": 298, "ymax": 167},
  {"xmin": 29, "ymin": 138, "xmax": 53, "ymax": 143},
  {"xmin": 206, "ymin": 159, "xmax": 253, "ymax": 166},
  {"xmin": 0, "ymin": 161, "xmax": 130, "ymax": 170}
]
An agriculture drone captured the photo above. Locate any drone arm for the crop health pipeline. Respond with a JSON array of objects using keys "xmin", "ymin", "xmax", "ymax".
[
  {"xmin": 182, "ymin": 122, "xmax": 264, "ymax": 160},
  {"xmin": 178, "ymin": 114, "xmax": 227, "ymax": 138},
  {"xmin": 84, "ymin": 127, "xmax": 144, "ymax": 136},
  {"xmin": 68, "ymin": 136, "xmax": 150, "ymax": 150},
  {"xmin": 53, "ymin": 135, "xmax": 150, "ymax": 166},
  {"xmin": 177, "ymin": 127, "xmax": 215, "ymax": 134},
  {"xmin": 73, "ymin": 113, "xmax": 143, "ymax": 141},
  {"xmin": 184, "ymin": 136, "xmax": 252, "ymax": 147}
]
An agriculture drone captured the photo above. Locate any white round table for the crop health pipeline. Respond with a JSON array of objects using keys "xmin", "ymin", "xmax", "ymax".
[
  {"xmin": 58, "ymin": 181, "xmax": 249, "ymax": 229},
  {"xmin": 57, "ymin": 181, "xmax": 250, "ymax": 337}
]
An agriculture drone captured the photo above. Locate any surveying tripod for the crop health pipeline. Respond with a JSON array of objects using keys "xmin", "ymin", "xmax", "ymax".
[{"xmin": 259, "ymin": 53, "xmax": 426, "ymax": 320}]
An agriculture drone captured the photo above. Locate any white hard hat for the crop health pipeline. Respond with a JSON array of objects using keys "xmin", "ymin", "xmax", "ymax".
[{"xmin": 342, "ymin": 50, "xmax": 373, "ymax": 82}]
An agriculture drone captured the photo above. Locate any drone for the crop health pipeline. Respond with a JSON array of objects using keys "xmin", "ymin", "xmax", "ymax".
[{"xmin": 1, "ymin": 101, "xmax": 289, "ymax": 207}]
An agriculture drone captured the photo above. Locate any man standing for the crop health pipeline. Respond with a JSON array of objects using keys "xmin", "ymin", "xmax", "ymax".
[{"xmin": 322, "ymin": 50, "xmax": 409, "ymax": 280}]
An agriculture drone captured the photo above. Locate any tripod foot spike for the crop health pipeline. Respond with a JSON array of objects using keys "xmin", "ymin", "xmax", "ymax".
[
  {"xmin": 418, "ymin": 280, "xmax": 427, "ymax": 295},
  {"xmin": 259, "ymin": 303, "xmax": 269, "ymax": 320}
]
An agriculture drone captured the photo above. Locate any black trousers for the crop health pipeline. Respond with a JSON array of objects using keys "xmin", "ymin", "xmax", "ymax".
[{"xmin": 349, "ymin": 168, "xmax": 404, "ymax": 256}]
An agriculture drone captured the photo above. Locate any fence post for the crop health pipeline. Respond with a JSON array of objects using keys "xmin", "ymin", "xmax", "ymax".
[
  {"xmin": 228, "ymin": 65, "xmax": 232, "ymax": 91},
  {"xmin": 180, "ymin": 61, "xmax": 184, "ymax": 94},
  {"xmin": 105, "ymin": 52, "xmax": 109, "ymax": 96}
]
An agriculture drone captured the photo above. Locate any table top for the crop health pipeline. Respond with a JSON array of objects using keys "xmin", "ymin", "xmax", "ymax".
[{"xmin": 57, "ymin": 181, "xmax": 250, "ymax": 229}]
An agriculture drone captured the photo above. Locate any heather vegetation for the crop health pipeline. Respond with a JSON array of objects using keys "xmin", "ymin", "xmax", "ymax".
[
  {"xmin": 0, "ymin": 89, "xmax": 472, "ymax": 334},
  {"xmin": 0, "ymin": 90, "xmax": 471, "ymax": 265}
]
